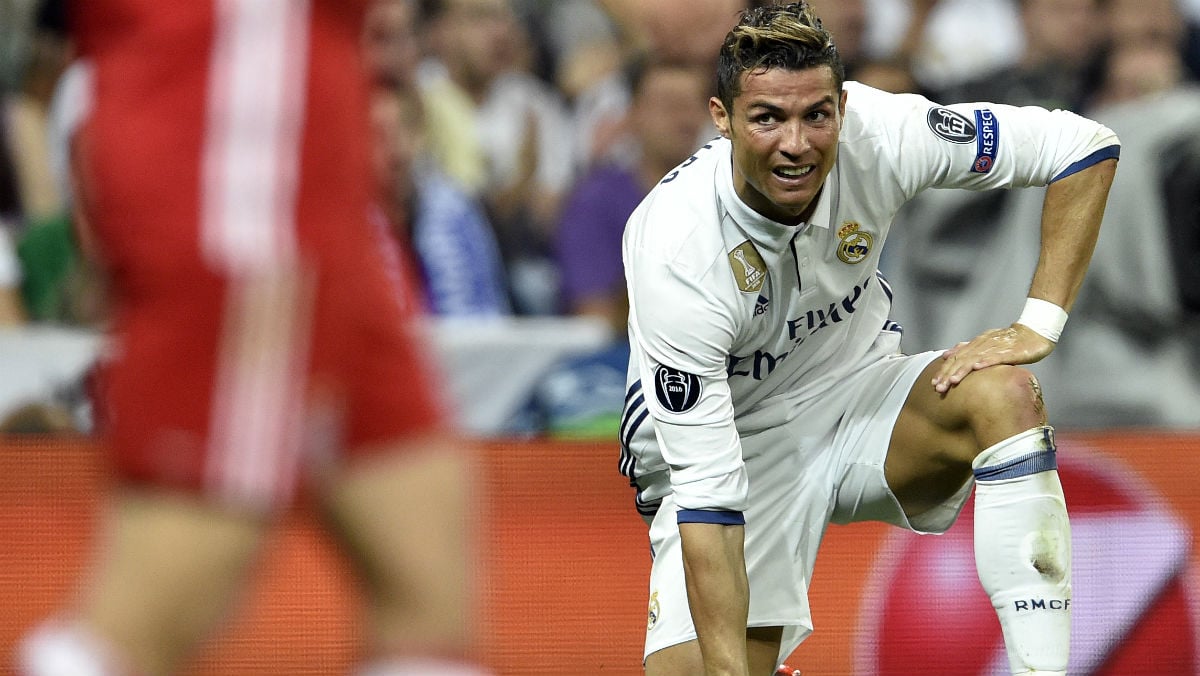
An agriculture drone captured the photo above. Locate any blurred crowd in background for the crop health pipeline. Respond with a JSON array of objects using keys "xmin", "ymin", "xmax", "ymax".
[{"xmin": 1, "ymin": 0, "xmax": 1199, "ymax": 435}]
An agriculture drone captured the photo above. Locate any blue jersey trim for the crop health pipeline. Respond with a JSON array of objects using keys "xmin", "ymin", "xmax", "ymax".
[
  {"xmin": 624, "ymin": 380, "xmax": 643, "ymax": 405},
  {"xmin": 1051, "ymin": 145, "xmax": 1121, "ymax": 182},
  {"xmin": 973, "ymin": 450, "xmax": 1057, "ymax": 482},
  {"xmin": 677, "ymin": 509, "xmax": 746, "ymax": 526},
  {"xmin": 622, "ymin": 403, "xmax": 647, "ymax": 449},
  {"xmin": 619, "ymin": 409, "xmax": 648, "ymax": 479},
  {"xmin": 618, "ymin": 381, "xmax": 647, "ymax": 480},
  {"xmin": 635, "ymin": 490, "xmax": 661, "ymax": 517},
  {"xmin": 875, "ymin": 270, "xmax": 894, "ymax": 302}
]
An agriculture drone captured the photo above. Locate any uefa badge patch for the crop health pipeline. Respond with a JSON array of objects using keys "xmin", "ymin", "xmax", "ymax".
[
  {"xmin": 728, "ymin": 240, "xmax": 766, "ymax": 293},
  {"xmin": 926, "ymin": 107, "xmax": 976, "ymax": 144},
  {"xmin": 836, "ymin": 221, "xmax": 872, "ymax": 264},
  {"xmin": 654, "ymin": 364, "xmax": 702, "ymax": 414}
]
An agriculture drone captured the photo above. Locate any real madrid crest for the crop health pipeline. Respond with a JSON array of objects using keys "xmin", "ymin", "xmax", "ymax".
[
  {"xmin": 836, "ymin": 221, "xmax": 872, "ymax": 264},
  {"xmin": 647, "ymin": 590, "xmax": 661, "ymax": 630}
]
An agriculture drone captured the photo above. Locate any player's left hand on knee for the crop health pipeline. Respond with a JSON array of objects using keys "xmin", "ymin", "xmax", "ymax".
[{"xmin": 931, "ymin": 325, "xmax": 1054, "ymax": 393}]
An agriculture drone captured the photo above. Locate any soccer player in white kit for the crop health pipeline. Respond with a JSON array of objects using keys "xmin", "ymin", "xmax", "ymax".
[{"xmin": 619, "ymin": 4, "xmax": 1120, "ymax": 675}]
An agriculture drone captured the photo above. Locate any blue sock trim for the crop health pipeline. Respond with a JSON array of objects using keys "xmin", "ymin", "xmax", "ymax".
[
  {"xmin": 973, "ymin": 449, "xmax": 1057, "ymax": 482},
  {"xmin": 677, "ymin": 509, "xmax": 745, "ymax": 526}
]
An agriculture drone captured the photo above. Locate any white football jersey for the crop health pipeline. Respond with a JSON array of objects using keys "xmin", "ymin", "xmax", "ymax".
[{"xmin": 619, "ymin": 81, "xmax": 1120, "ymax": 518}]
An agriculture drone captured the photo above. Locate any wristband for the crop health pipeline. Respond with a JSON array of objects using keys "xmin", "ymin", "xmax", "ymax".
[{"xmin": 1016, "ymin": 297, "xmax": 1068, "ymax": 343}]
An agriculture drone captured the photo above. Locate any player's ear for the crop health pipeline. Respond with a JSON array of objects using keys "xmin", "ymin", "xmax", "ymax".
[{"xmin": 709, "ymin": 96, "xmax": 731, "ymax": 138}]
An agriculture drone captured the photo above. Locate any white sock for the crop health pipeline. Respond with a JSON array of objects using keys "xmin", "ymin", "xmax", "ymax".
[
  {"xmin": 972, "ymin": 426, "xmax": 1071, "ymax": 675},
  {"xmin": 16, "ymin": 619, "xmax": 128, "ymax": 676},
  {"xmin": 355, "ymin": 657, "xmax": 493, "ymax": 676}
]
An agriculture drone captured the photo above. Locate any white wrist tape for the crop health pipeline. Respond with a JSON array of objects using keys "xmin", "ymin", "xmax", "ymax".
[{"xmin": 1016, "ymin": 297, "xmax": 1068, "ymax": 343}]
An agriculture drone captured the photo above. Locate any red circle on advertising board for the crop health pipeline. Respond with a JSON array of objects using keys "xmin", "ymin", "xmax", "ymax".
[{"xmin": 855, "ymin": 451, "xmax": 1197, "ymax": 675}]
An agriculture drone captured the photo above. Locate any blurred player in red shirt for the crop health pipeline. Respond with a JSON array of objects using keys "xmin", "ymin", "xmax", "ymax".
[{"xmin": 16, "ymin": 2, "xmax": 488, "ymax": 675}]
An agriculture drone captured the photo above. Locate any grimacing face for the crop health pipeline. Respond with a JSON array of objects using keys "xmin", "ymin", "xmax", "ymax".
[{"xmin": 710, "ymin": 65, "xmax": 846, "ymax": 225}]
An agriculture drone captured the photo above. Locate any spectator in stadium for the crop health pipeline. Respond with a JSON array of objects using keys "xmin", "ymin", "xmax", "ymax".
[
  {"xmin": 0, "ymin": 104, "xmax": 24, "ymax": 325},
  {"xmin": 806, "ymin": 0, "xmax": 933, "ymax": 95},
  {"xmin": 541, "ymin": 2, "xmax": 631, "ymax": 172},
  {"xmin": 884, "ymin": 0, "xmax": 1200, "ymax": 429},
  {"xmin": 1, "ymin": 0, "xmax": 74, "ymax": 327},
  {"xmin": 0, "ymin": 223, "xmax": 25, "ymax": 325},
  {"xmin": 546, "ymin": 1, "xmax": 781, "ymax": 173},
  {"xmin": 559, "ymin": 0, "xmax": 739, "ymax": 171},
  {"xmin": 3, "ymin": 0, "xmax": 71, "ymax": 226},
  {"xmin": 937, "ymin": 0, "xmax": 1105, "ymax": 111},
  {"xmin": 1045, "ymin": 34, "xmax": 1200, "ymax": 428},
  {"xmin": 12, "ymin": 55, "xmax": 107, "ymax": 328},
  {"xmin": 805, "ymin": 0, "xmax": 868, "ymax": 75},
  {"xmin": 1096, "ymin": 0, "xmax": 1199, "ymax": 98},
  {"xmin": 418, "ymin": 0, "xmax": 574, "ymax": 315},
  {"xmin": 619, "ymin": 4, "xmax": 1118, "ymax": 676},
  {"xmin": 1091, "ymin": 39, "xmax": 1191, "ymax": 107},
  {"xmin": 1102, "ymin": 0, "xmax": 1191, "ymax": 53},
  {"xmin": 362, "ymin": 0, "xmax": 424, "ymax": 91},
  {"xmin": 369, "ymin": 83, "xmax": 512, "ymax": 317},
  {"xmin": 521, "ymin": 57, "xmax": 710, "ymax": 438},
  {"xmin": 556, "ymin": 56, "xmax": 710, "ymax": 325},
  {"xmin": 362, "ymin": 0, "xmax": 510, "ymax": 316},
  {"xmin": 608, "ymin": 0, "xmax": 747, "ymax": 68},
  {"xmin": 16, "ymin": 3, "xmax": 488, "ymax": 676},
  {"xmin": 0, "ymin": 0, "xmax": 110, "ymax": 331}
]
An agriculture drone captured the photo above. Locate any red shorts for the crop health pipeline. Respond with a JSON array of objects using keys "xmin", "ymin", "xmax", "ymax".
[{"xmin": 73, "ymin": 1, "xmax": 445, "ymax": 510}]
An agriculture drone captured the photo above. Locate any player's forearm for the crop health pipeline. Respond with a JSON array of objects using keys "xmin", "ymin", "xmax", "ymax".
[
  {"xmin": 679, "ymin": 521, "xmax": 751, "ymax": 676},
  {"xmin": 1029, "ymin": 158, "xmax": 1117, "ymax": 311}
]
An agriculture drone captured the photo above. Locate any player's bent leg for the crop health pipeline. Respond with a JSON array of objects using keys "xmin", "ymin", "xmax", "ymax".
[
  {"xmin": 888, "ymin": 363, "xmax": 1069, "ymax": 675},
  {"xmin": 644, "ymin": 627, "xmax": 783, "ymax": 676},
  {"xmin": 20, "ymin": 487, "xmax": 267, "ymax": 676},
  {"xmin": 322, "ymin": 433, "xmax": 482, "ymax": 670},
  {"xmin": 886, "ymin": 362, "xmax": 1046, "ymax": 515}
]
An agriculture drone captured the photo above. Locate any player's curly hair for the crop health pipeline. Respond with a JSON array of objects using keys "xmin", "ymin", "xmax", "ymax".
[{"xmin": 715, "ymin": 2, "xmax": 844, "ymax": 109}]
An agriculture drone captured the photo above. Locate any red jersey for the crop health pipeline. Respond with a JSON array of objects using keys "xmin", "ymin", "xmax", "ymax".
[{"xmin": 72, "ymin": 0, "xmax": 446, "ymax": 511}]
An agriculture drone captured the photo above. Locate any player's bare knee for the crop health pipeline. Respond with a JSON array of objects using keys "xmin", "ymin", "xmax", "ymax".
[
  {"xmin": 1005, "ymin": 366, "xmax": 1049, "ymax": 425},
  {"xmin": 965, "ymin": 363, "xmax": 1034, "ymax": 406},
  {"xmin": 961, "ymin": 365, "xmax": 1047, "ymax": 435}
]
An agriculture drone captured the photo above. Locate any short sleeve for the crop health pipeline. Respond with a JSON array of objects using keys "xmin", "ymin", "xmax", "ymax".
[{"xmin": 845, "ymin": 84, "xmax": 1120, "ymax": 198}]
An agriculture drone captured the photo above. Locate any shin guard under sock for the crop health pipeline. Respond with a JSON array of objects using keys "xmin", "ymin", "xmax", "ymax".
[{"xmin": 972, "ymin": 427, "xmax": 1071, "ymax": 675}]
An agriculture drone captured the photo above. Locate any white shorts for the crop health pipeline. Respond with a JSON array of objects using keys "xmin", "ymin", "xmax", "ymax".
[{"xmin": 641, "ymin": 344, "xmax": 971, "ymax": 665}]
